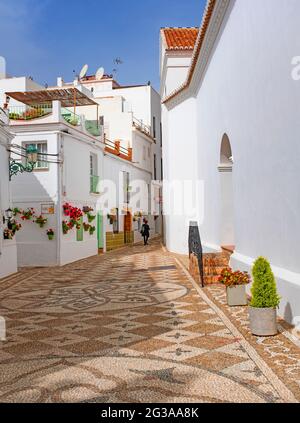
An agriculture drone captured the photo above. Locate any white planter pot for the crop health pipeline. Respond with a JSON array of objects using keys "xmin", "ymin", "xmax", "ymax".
[
  {"xmin": 249, "ymin": 306, "xmax": 278, "ymax": 336},
  {"xmin": 226, "ymin": 285, "xmax": 248, "ymax": 306}
]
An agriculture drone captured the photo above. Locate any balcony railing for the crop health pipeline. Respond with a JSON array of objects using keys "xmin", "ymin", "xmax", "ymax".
[
  {"xmin": 85, "ymin": 120, "xmax": 101, "ymax": 137},
  {"xmin": 61, "ymin": 108, "xmax": 81, "ymax": 126},
  {"xmin": 90, "ymin": 175, "xmax": 100, "ymax": 194},
  {"xmin": 9, "ymin": 104, "xmax": 52, "ymax": 121},
  {"xmin": 132, "ymin": 116, "xmax": 151, "ymax": 137},
  {"xmin": 104, "ymin": 138, "xmax": 132, "ymax": 162},
  {"xmin": 0, "ymin": 107, "xmax": 8, "ymax": 124}
]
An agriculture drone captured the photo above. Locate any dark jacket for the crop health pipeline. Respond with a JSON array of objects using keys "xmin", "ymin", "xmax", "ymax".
[{"xmin": 141, "ymin": 224, "xmax": 150, "ymax": 236}]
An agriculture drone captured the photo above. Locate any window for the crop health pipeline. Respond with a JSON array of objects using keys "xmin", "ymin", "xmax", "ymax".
[
  {"xmin": 153, "ymin": 154, "xmax": 157, "ymax": 180},
  {"xmin": 23, "ymin": 142, "xmax": 48, "ymax": 169},
  {"xmin": 143, "ymin": 146, "xmax": 146, "ymax": 161},
  {"xmin": 76, "ymin": 216, "xmax": 83, "ymax": 241},
  {"xmin": 152, "ymin": 116, "xmax": 156, "ymax": 140},
  {"xmin": 90, "ymin": 153, "xmax": 99, "ymax": 194},
  {"xmin": 160, "ymin": 122, "xmax": 162, "ymax": 147}
]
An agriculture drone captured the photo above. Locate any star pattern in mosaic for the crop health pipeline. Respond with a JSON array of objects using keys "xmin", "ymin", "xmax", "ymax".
[{"xmin": 0, "ymin": 239, "xmax": 298, "ymax": 403}]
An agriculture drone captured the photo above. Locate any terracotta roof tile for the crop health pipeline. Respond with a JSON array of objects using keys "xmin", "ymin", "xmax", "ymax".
[
  {"xmin": 162, "ymin": 27, "xmax": 199, "ymax": 50},
  {"xmin": 162, "ymin": 0, "xmax": 217, "ymax": 103}
]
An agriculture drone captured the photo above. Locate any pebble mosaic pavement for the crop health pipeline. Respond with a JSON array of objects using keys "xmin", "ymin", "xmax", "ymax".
[{"xmin": 0, "ymin": 239, "xmax": 299, "ymax": 403}]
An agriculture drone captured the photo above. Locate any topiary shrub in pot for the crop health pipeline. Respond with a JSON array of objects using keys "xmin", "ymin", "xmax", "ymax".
[{"xmin": 249, "ymin": 257, "xmax": 280, "ymax": 336}]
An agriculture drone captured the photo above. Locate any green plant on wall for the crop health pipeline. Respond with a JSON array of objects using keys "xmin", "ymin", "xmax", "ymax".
[{"xmin": 250, "ymin": 257, "xmax": 281, "ymax": 308}]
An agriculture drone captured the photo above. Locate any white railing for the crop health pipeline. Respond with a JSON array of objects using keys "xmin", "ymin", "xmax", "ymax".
[
  {"xmin": 0, "ymin": 107, "xmax": 8, "ymax": 124},
  {"xmin": 132, "ymin": 116, "xmax": 151, "ymax": 137}
]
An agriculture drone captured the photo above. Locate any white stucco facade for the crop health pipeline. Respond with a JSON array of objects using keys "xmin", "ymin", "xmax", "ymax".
[
  {"xmin": 6, "ymin": 99, "xmax": 104, "ymax": 268},
  {"xmin": 0, "ymin": 109, "xmax": 18, "ymax": 278},
  {"xmin": 161, "ymin": 0, "xmax": 300, "ymax": 323}
]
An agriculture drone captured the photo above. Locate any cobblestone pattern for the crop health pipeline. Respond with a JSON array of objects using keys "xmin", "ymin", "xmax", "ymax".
[{"xmin": 0, "ymin": 240, "xmax": 298, "ymax": 403}]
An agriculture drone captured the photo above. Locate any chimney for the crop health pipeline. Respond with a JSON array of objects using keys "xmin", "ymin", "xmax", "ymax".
[{"xmin": 57, "ymin": 77, "xmax": 64, "ymax": 87}]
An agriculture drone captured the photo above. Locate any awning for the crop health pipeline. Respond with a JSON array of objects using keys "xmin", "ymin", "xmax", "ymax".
[{"xmin": 6, "ymin": 87, "xmax": 97, "ymax": 107}]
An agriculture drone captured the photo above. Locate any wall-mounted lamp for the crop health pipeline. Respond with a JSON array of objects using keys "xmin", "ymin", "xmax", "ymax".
[
  {"xmin": 3, "ymin": 208, "xmax": 13, "ymax": 228},
  {"xmin": 9, "ymin": 144, "xmax": 38, "ymax": 180}
]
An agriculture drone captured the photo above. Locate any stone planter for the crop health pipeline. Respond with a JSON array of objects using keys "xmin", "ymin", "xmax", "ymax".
[
  {"xmin": 226, "ymin": 285, "xmax": 248, "ymax": 306},
  {"xmin": 249, "ymin": 306, "xmax": 278, "ymax": 336}
]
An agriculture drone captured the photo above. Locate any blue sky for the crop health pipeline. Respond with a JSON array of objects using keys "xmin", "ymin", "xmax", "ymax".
[{"xmin": 0, "ymin": 0, "xmax": 206, "ymax": 90}]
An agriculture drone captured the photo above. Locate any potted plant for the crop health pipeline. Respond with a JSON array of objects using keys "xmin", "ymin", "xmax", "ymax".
[
  {"xmin": 35, "ymin": 215, "xmax": 48, "ymax": 228},
  {"xmin": 62, "ymin": 220, "xmax": 70, "ymax": 235},
  {"xmin": 12, "ymin": 207, "xmax": 22, "ymax": 216},
  {"xmin": 83, "ymin": 222, "xmax": 90, "ymax": 232},
  {"xmin": 47, "ymin": 229, "xmax": 54, "ymax": 240},
  {"xmin": 249, "ymin": 257, "xmax": 281, "ymax": 336},
  {"xmin": 21, "ymin": 208, "xmax": 35, "ymax": 221},
  {"xmin": 11, "ymin": 221, "xmax": 22, "ymax": 234},
  {"xmin": 3, "ymin": 229, "xmax": 14, "ymax": 240},
  {"xmin": 89, "ymin": 225, "xmax": 96, "ymax": 235},
  {"xmin": 219, "ymin": 267, "xmax": 250, "ymax": 306},
  {"xmin": 87, "ymin": 212, "xmax": 96, "ymax": 223}
]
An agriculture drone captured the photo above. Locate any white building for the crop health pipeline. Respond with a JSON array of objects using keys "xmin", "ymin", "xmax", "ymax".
[
  {"xmin": 55, "ymin": 74, "xmax": 163, "ymax": 250},
  {"xmin": 0, "ymin": 82, "xmax": 105, "ymax": 267},
  {"xmin": 0, "ymin": 107, "xmax": 18, "ymax": 278},
  {"xmin": 160, "ymin": 0, "xmax": 300, "ymax": 324}
]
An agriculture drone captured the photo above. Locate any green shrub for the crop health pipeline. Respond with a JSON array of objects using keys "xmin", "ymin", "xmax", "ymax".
[{"xmin": 250, "ymin": 257, "xmax": 280, "ymax": 308}]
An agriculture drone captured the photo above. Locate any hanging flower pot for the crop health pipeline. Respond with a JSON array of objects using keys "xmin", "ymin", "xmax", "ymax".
[
  {"xmin": 62, "ymin": 220, "xmax": 70, "ymax": 234},
  {"xmin": 21, "ymin": 208, "xmax": 35, "ymax": 221},
  {"xmin": 47, "ymin": 229, "xmax": 55, "ymax": 240},
  {"xmin": 35, "ymin": 215, "xmax": 48, "ymax": 228},
  {"xmin": 87, "ymin": 212, "xmax": 96, "ymax": 223},
  {"xmin": 89, "ymin": 225, "xmax": 96, "ymax": 236},
  {"xmin": 83, "ymin": 222, "xmax": 91, "ymax": 232}
]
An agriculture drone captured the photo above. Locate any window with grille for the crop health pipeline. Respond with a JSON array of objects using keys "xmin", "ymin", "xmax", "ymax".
[{"xmin": 23, "ymin": 141, "xmax": 48, "ymax": 169}]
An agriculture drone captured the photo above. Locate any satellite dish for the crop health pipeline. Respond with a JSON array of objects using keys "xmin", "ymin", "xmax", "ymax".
[
  {"xmin": 79, "ymin": 64, "xmax": 89, "ymax": 79},
  {"xmin": 95, "ymin": 67, "xmax": 104, "ymax": 80}
]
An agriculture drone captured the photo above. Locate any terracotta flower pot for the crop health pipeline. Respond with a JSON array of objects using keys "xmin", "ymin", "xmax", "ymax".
[
  {"xmin": 249, "ymin": 306, "xmax": 278, "ymax": 336},
  {"xmin": 226, "ymin": 285, "xmax": 248, "ymax": 306}
]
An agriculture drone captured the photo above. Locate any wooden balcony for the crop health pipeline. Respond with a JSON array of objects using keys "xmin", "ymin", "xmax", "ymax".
[{"xmin": 104, "ymin": 138, "xmax": 132, "ymax": 162}]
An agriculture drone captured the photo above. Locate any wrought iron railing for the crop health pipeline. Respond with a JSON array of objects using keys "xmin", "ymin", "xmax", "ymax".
[
  {"xmin": 90, "ymin": 175, "xmax": 100, "ymax": 194},
  {"xmin": 132, "ymin": 116, "xmax": 151, "ymax": 137},
  {"xmin": 9, "ymin": 104, "xmax": 52, "ymax": 121},
  {"xmin": 188, "ymin": 221, "xmax": 204, "ymax": 287},
  {"xmin": 61, "ymin": 108, "xmax": 81, "ymax": 126}
]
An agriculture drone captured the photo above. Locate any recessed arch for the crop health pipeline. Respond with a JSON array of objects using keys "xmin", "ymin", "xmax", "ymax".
[
  {"xmin": 218, "ymin": 133, "xmax": 235, "ymax": 248},
  {"xmin": 220, "ymin": 133, "xmax": 233, "ymax": 167}
]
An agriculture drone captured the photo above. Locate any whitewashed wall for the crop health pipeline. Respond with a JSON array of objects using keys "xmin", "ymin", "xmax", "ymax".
[
  {"xmin": 0, "ymin": 122, "xmax": 18, "ymax": 278},
  {"xmin": 162, "ymin": 0, "xmax": 300, "ymax": 323}
]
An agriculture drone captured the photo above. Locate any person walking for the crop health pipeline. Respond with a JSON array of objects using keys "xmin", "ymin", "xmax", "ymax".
[{"xmin": 141, "ymin": 219, "xmax": 150, "ymax": 246}]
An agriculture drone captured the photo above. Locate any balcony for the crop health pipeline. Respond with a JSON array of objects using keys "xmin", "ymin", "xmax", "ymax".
[
  {"xmin": 61, "ymin": 108, "xmax": 81, "ymax": 126},
  {"xmin": 104, "ymin": 139, "xmax": 132, "ymax": 162},
  {"xmin": 90, "ymin": 175, "xmax": 101, "ymax": 194},
  {"xmin": 0, "ymin": 107, "xmax": 8, "ymax": 124},
  {"xmin": 85, "ymin": 120, "xmax": 102, "ymax": 137},
  {"xmin": 9, "ymin": 104, "xmax": 52, "ymax": 121},
  {"xmin": 132, "ymin": 116, "xmax": 152, "ymax": 138}
]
